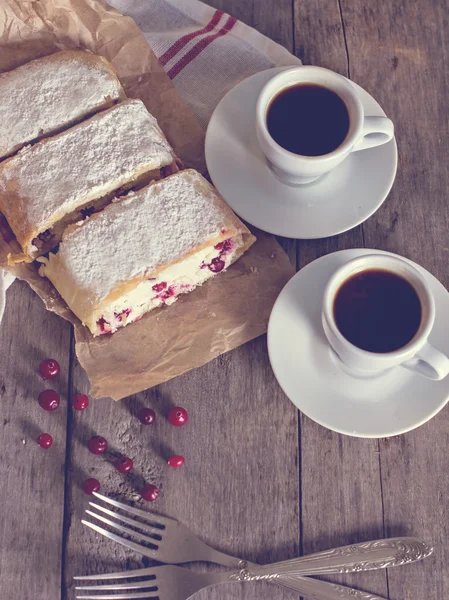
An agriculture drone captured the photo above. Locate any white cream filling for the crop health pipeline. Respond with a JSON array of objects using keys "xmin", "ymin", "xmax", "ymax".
[{"xmin": 89, "ymin": 235, "xmax": 242, "ymax": 335}]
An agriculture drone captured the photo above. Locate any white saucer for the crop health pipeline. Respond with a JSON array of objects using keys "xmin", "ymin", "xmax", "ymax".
[
  {"xmin": 205, "ymin": 68, "xmax": 398, "ymax": 239},
  {"xmin": 268, "ymin": 249, "xmax": 449, "ymax": 438}
]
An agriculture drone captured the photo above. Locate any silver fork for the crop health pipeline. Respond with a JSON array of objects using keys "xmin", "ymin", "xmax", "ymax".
[
  {"xmin": 79, "ymin": 492, "xmax": 432, "ymax": 600},
  {"xmin": 84, "ymin": 493, "xmax": 432, "ymax": 571},
  {"xmin": 75, "ymin": 564, "xmax": 389, "ymax": 600}
]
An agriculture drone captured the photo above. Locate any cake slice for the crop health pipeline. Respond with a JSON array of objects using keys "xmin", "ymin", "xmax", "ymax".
[
  {"xmin": 0, "ymin": 99, "xmax": 178, "ymax": 262},
  {"xmin": 39, "ymin": 170, "xmax": 256, "ymax": 336},
  {"xmin": 0, "ymin": 50, "xmax": 126, "ymax": 160}
]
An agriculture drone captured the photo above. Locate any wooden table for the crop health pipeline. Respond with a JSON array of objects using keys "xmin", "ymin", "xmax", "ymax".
[{"xmin": 1, "ymin": 1, "xmax": 448, "ymax": 598}]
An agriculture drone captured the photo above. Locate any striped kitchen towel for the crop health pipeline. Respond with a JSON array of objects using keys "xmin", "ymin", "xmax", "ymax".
[{"xmin": 110, "ymin": 0, "xmax": 301, "ymax": 129}]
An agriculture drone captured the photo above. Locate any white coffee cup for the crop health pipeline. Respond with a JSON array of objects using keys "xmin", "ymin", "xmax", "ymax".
[
  {"xmin": 256, "ymin": 66, "xmax": 394, "ymax": 186},
  {"xmin": 322, "ymin": 254, "xmax": 449, "ymax": 380}
]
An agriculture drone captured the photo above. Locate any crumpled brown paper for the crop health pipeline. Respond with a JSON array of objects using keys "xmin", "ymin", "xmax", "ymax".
[{"xmin": 0, "ymin": 0, "xmax": 294, "ymax": 399}]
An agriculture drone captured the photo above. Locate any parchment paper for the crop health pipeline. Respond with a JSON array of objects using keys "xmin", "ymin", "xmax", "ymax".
[{"xmin": 0, "ymin": 0, "xmax": 295, "ymax": 400}]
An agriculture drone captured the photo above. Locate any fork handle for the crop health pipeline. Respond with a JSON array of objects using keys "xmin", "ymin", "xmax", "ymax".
[
  {"xmin": 205, "ymin": 570, "xmax": 387, "ymax": 600},
  {"xmin": 229, "ymin": 538, "xmax": 432, "ymax": 579},
  {"xmin": 273, "ymin": 576, "xmax": 387, "ymax": 600},
  {"xmin": 206, "ymin": 552, "xmax": 388, "ymax": 599}
]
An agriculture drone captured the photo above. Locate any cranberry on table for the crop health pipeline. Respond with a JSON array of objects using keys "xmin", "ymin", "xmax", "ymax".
[
  {"xmin": 141, "ymin": 483, "xmax": 159, "ymax": 502},
  {"xmin": 72, "ymin": 394, "xmax": 89, "ymax": 411},
  {"xmin": 138, "ymin": 407, "xmax": 156, "ymax": 425},
  {"xmin": 83, "ymin": 478, "xmax": 101, "ymax": 495},
  {"xmin": 87, "ymin": 435, "xmax": 108, "ymax": 455},
  {"xmin": 37, "ymin": 433, "xmax": 53, "ymax": 449},
  {"xmin": 39, "ymin": 359, "xmax": 60, "ymax": 380},
  {"xmin": 168, "ymin": 455, "xmax": 185, "ymax": 468},
  {"xmin": 38, "ymin": 389, "xmax": 60, "ymax": 411},
  {"xmin": 167, "ymin": 407, "xmax": 188, "ymax": 427},
  {"xmin": 115, "ymin": 456, "xmax": 133, "ymax": 473}
]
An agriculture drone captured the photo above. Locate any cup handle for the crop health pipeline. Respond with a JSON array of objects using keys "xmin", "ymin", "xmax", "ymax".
[
  {"xmin": 402, "ymin": 342, "xmax": 449, "ymax": 380},
  {"xmin": 352, "ymin": 116, "xmax": 394, "ymax": 152}
]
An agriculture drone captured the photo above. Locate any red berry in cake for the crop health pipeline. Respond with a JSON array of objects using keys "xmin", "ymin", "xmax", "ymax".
[
  {"xmin": 72, "ymin": 394, "xmax": 89, "ymax": 411},
  {"xmin": 152, "ymin": 282, "xmax": 167, "ymax": 293},
  {"xmin": 87, "ymin": 435, "xmax": 108, "ymax": 455},
  {"xmin": 138, "ymin": 407, "xmax": 156, "ymax": 425},
  {"xmin": 141, "ymin": 483, "xmax": 159, "ymax": 502},
  {"xmin": 161, "ymin": 286, "xmax": 175, "ymax": 301},
  {"xmin": 222, "ymin": 239, "xmax": 233, "ymax": 253},
  {"xmin": 114, "ymin": 308, "xmax": 132, "ymax": 322},
  {"xmin": 208, "ymin": 257, "xmax": 225, "ymax": 273},
  {"xmin": 39, "ymin": 359, "xmax": 60, "ymax": 380},
  {"xmin": 97, "ymin": 317, "xmax": 111, "ymax": 333},
  {"xmin": 37, "ymin": 433, "xmax": 53, "ymax": 449},
  {"xmin": 168, "ymin": 455, "xmax": 185, "ymax": 468},
  {"xmin": 168, "ymin": 407, "xmax": 188, "ymax": 427},
  {"xmin": 83, "ymin": 478, "xmax": 101, "ymax": 495},
  {"xmin": 115, "ymin": 456, "xmax": 133, "ymax": 473},
  {"xmin": 38, "ymin": 389, "xmax": 60, "ymax": 411},
  {"xmin": 214, "ymin": 239, "xmax": 232, "ymax": 253}
]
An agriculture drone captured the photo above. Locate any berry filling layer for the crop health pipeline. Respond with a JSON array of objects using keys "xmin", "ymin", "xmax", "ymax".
[{"xmin": 92, "ymin": 236, "xmax": 240, "ymax": 335}]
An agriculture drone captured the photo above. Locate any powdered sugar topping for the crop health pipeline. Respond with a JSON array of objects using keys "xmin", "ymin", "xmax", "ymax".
[
  {"xmin": 53, "ymin": 171, "xmax": 228, "ymax": 303},
  {"xmin": 0, "ymin": 51, "xmax": 123, "ymax": 159},
  {"xmin": 0, "ymin": 100, "xmax": 174, "ymax": 233}
]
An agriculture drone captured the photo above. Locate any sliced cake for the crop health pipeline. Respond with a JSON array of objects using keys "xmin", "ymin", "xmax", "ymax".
[
  {"xmin": 0, "ymin": 99, "xmax": 178, "ymax": 262},
  {"xmin": 0, "ymin": 50, "xmax": 126, "ymax": 160},
  {"xmin": 39, "ymin": 170, "xmax": 256, "ymax": 336}
]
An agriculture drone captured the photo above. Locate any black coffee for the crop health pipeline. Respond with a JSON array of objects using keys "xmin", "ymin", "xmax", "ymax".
[
  {"xmin": 266, "ymin": 84, "xmax": 350, "ymax": 156},
  {"xmin": 333, "ymin": 269, "xmax": 422, "ymax": 353}
]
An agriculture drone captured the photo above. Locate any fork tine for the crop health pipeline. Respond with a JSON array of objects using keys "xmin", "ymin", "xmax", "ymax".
[
  {"xmin": 85, "ymin": 510, "xmax": 159, "ymax": 548},
  {"xmin": 76, "ymin": 593, "xmax": 158, "ymax": 599},
  {"xmin": 74, "ymin": 568, "xmax": 157, "ymax": 581},
  {"xmin": 89, "ymin": 503, "xmax": 164, "ymax": 538},
  {"xmin": 92, "ymin": 492, "xmax": 172, "ymax": 527},
  {"xmin": 82, "ymin": 520, "xmax": 157, "ymax": 559},
  {"xmin": 76, "ymin": 581, "xmax": 157, "ymax": 591}
]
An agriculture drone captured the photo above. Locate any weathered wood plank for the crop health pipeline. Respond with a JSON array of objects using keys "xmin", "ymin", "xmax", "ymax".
[
  {"xmin": 293, "ymin": 1, "xmax": 387, "ymax": 597},
  {"xmin": 0, "ymin": 281, "xmax": 71, "ymax": 600},
  {"xmin": 293, "ymin": 0, "xmax": 349, "ymax": 74},
  {"xmin": 341, "ymin": 0, "xmax": 449, "ymax": 597},
  {"xmin": 209, "ymin": 0, "xmax": 294, "ymax": 49},
  {"xmin": 63, "ymin": 3, "xmax": 300, "ymax": 599}
]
